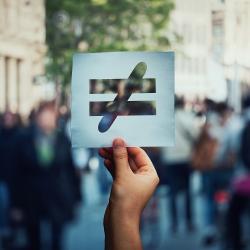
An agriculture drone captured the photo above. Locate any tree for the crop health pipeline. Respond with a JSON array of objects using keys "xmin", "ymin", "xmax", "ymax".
[{"xmin": 45, "ymin": 0, "xmax": 175, "ymax": 91}]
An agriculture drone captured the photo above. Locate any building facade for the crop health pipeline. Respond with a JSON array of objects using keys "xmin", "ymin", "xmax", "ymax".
[
  {"xmin": 0, "ymin": 0, "xmax": 46, "ymax": 115},
  {"xmin": 211, "ymin": 0, "xmax": 250, "ymax": 110},
  {"xmin": 171, "ymin": 0, "xmax": 250, "ymax": 104},
  {"xmin": 170, "ymin": 0, "xmax": 212, "ymax": 99}
]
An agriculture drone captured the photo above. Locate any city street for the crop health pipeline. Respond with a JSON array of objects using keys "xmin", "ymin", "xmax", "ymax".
[
  {"xmin": 65, "ymin": 171, "xmax": 220, "ymax": 250},
  {"xmin": 1, "ymin": 1, "xmax": 250, "ymax": 250}
]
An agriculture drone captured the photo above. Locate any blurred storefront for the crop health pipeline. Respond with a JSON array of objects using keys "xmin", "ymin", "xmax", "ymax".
[{"xmin": 0, "ymin": 0, "xmax": 46, "ymax": 115}]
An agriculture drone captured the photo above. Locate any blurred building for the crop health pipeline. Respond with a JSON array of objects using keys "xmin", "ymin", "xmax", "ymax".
[
  {"xmin": 212, "ymin": 0, "xmax": 250, "ymax": 79},
  {"xmin": 171, "ymin": 0, "xmax": 250, "ymax": 106},
  {"xmin": 0, "ymin": 0, "xmax": 46, "ymax": 115},
  {"xmin": 211, "ymin": 0, "xmax": 250, "ymax": 110},
  {"xmin": 170, "ymin": 0, "xmax": 212, "ymax": 99}
]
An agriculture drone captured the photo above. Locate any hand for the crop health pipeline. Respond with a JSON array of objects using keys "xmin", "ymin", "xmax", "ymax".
[
  {"xmin": 99, "ymin": 138, "xmax": 159, "ymax": 250},
  {"xmin": 99, "ymin": 138, "xmax": 159, "ymax": 216}
]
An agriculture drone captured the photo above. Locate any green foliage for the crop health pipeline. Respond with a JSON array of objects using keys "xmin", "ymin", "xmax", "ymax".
[{"xmin": 45, "ymin": 0, "xmax": 175, "ymax": 87}]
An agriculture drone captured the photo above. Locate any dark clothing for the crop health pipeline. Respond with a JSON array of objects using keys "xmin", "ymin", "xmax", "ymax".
[
  {"xmin": 26, "ymin": 220, "xmax": 63, "ymax": 250},
  {"xmin": 166, "ymin": 162, "xmax": 193, "ymax": 229},
  {"xmin": 226, "ymin": 194, "xmax": 250, "ymax": 250},
  {"xmin": 16, "ymin": 127, "xmax": 81, "ymax": 223},
  {"xmin": 0, "ymin": 127, "xmax": 19, "ymax": 191},
  {"xmin": 16, "ymin": 127, "xmax": 81, "ymax": 250},
  {"xmin": 0, "ymin": 126, "xmax": 20, "ymax": 231},
  {"xmin": 0, "ymin": 182, "xmax": 9, "ymax": 230}
]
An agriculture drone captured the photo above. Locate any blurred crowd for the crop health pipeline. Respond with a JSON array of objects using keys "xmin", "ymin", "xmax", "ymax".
[
  {"xmin": 0, "ymin": 101, "xmax": 85, "ymax": 250},
  {"xmin": 147, "ymin": 95, "xmax": 250, "ymax": 250},
  {"xmin": 1, "ymin": 96, "xmax": 250, "ymax": 250}
]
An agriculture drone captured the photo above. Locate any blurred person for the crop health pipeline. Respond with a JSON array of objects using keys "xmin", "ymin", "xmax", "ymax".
[
  {"xmin": 57, "ymin": 105, "xmax": 70, "ymax": 132},
  {"xmin": 99, "ymin": 138, "xmax": 159, "ymax": 250},
  {"xmin": 203, "ymin": 98, "xmax": 217, "ymax": 117},
  {"xmin": 27, "ymin": 108, "xmax": 37, "ymax": 130},
  {"xmin": 145, "ymin": 148, "xmax": 162, "ymax": 180},
  {"xmin": 161, "ymin": 96, "xmax": 199, "ymax": 233},
  {"xmin": 15, "ymin": 101, "xmax": 81, "ymax": 250},
  {"xmin": 97, "ymin": 155, "xmax": 112, "ymax": 200},
  {"xmin": 225, "ymin": 96, "xmax": 250, "ymax": 250},
  {"xmin": 198, "ymin": 102, "xmax": 236, "ymax": 246},
  {"xmin": 0, "ymin": 112, "xmax": 20, "ymax": 245},
  {"xmin": 64, "ymin": 115, "xmax": 90, "ymax": 173},
  {"xmin": 0, "ymin": 113, "xmax": 3, "ymax": 127}
]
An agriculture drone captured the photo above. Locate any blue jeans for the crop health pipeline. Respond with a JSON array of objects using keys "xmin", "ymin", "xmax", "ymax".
[
  {"xmin": 202, "ymin": 168, "xmax": 233, "ymax": 227},
  {"xmin": 0, "ymin": 182, "xmax": 9, "ymax": 232}
]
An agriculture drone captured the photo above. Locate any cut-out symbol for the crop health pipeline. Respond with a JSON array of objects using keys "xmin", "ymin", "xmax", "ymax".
[{"xmin": 89, "ymin": 62, "xmax": 156, "ymax": 133}]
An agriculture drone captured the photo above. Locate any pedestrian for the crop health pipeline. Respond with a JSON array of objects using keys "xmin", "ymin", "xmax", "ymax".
[
  {"xmin": 197, "ymin": 102, "xmax": 236, "ymax": 246},
  {"xmin": 161, "ymin": 96, "xmax": 199, "ymax": 233},
  {"xmin": 15, "ymin": 101, "xmax": 81, "ymax": 250},
  {"xmin": 226, "ymin": 96, "xmax": 250, "ymax": 250},
  {"xmin": 0, "ymin": 112, "xmax": 20, "ymax": 247}
]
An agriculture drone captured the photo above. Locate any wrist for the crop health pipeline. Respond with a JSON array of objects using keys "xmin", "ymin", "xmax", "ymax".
[
  {"xmin": 109, "ymin": 199, "xmax": 141, "ymax": 222},
  {"xmin": 104, "ymin": 202, "xmax": 142, "ymax": 250},
  {"xmin": 104, "ymin": 201, "xmax": 141, "ymax": 234}
]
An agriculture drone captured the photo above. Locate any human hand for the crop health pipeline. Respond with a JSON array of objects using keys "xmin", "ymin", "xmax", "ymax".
[{"xmin": 99, "ymin": 138, "xmax": 159, "ymax": 250}]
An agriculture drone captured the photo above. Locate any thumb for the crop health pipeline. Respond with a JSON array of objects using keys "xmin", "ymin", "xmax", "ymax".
[{"xmin": 112, "ymin": 138, "xmax": 129, "ymax": 177}]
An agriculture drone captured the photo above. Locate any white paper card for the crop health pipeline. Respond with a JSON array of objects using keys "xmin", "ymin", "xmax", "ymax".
[{"xmin": 71, "ymin": 51, "xmax": 175, "ymax": 148}]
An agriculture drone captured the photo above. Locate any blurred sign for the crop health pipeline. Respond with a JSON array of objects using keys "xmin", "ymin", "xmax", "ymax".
[{"xmin": 71, "ymin": 51, "xmax": 174, "ymax": 148}]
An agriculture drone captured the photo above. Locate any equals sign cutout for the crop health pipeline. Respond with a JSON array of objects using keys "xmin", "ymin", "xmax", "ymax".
[{"xmin": 89, "ymin": 62, "xmax": 156, "ymax": 133}]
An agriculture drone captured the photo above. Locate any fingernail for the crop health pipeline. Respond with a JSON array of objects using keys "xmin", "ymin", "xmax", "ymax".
[{"xmin": 113, "ymin": 138, "xmax": 125, "ymax": 149}]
